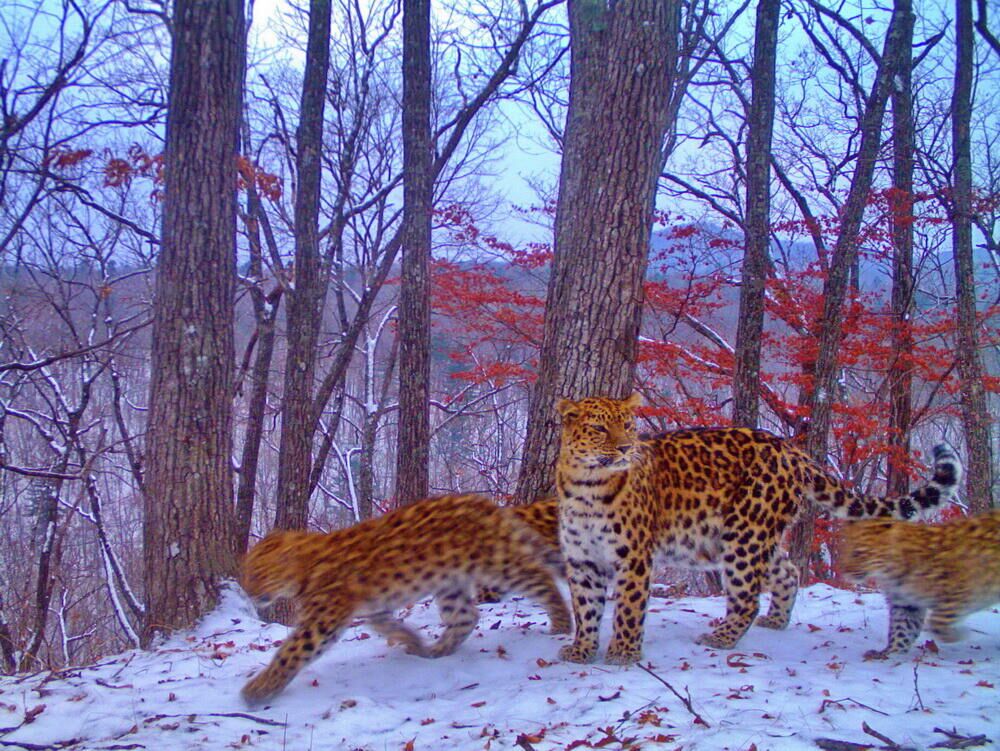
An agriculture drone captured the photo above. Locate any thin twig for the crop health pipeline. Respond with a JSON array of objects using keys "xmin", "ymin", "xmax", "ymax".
[
  {"xmin": 637, "ymin": 662, "xmax": 710, "ymax": 727},
  {"xmin": 862, "ymin": 721, "xmax": 916, "ymax": 749},
  {"xmin": 142, "ymin": 712, "xmax": 285, "ymax": 728},
  {"xmin": 820, "ymin": 697, "xmax": 889, "ymax": 716},
  {"xmin": 931, "ymin": 727, "xmax": 993, "ymax": 749},
  {"xmin": 815, "ymin": 740, "xmax": 876, "ymax": 751},
  {"xmin": 912, "ymin": 661, "xmax": 925, "ymax": 711}
]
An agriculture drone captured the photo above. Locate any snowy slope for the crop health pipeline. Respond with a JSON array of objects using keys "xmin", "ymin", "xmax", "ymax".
[{"xmin": 1, "ymin": 584, "xmax": 996, "ymax": 750}]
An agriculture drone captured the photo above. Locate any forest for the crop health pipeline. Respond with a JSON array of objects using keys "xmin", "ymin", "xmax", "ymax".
[{"xmin": 0, "ymin": 0, "xmax": 997, "ymax": 692}]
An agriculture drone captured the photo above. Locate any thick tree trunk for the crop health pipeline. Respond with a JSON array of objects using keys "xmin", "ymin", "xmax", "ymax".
[
  {"xmin": 732, "ymin": 0, "xmax": 780, "ymax": 429},
  {"xmin": 396, "ymin": 0, "xmax": 434, "ymax": 505},
  {"xmin": 141, "ymin": 0, "xmax": 243, "ymax": 646},
  {"xmin": 952, "ymin": 0, "xmax": 995, "ymax": 511},
  {"xmin": 274, "ymin": 0, "xmax": 332, "ymax": 532},
  {"xmin": 886, "ymin": 15, "xmax": 915, "ymax": 497},
  {"xmin": 515, "ymin": 0, "xmax": 679, "ymax": 503},
  {"xmin": 788, "ymin": 0, "xmax": 913, "ymax": 571}
]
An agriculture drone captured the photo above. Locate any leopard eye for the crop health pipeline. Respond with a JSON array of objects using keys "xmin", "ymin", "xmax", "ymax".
[{"xmin": 591, "ymin": 424, "xmax": 609, "ymax": 434}]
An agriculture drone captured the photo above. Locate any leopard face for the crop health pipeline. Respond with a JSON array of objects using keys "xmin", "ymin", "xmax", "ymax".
[
  {"xmin": 556, "ymin": 393, "xmax": 641, "ymax": 472},
  {"xmin": 240, "ymin": 531, "xmax": 310, "ymax": 607}
]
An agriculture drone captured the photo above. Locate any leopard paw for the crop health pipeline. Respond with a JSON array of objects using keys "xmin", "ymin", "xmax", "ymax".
[
  {"xmin": 755, "ymin": 614, "xmax": 790, "ymax": 631},
  {"xmin": 695, "ymin": 630, "xmax": 739, "ymax": 649},
  {"xmin": 863, "ymin": 648, "xmax": 891, "ymax": 661},
  {"xmin": 605, "ymin": 644, "xmax": 642, "ymax": 666},
  {"xmin": 558, "ymin": 643, "xmax": 597, "ymax": 664},
  {"xmin": 241, "ymin": 674, "xmax": 280, "ymax": 706}
]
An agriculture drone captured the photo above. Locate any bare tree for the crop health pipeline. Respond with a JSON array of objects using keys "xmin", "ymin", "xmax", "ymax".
[
  {"xmin": 732, "ymin": 0, "xmax": 780, "ymax": 428},
  {"xmin": 274, "ymin": 0, "xmax": 332, "ymax": 534},
  {"xmin": 951, "ymin": 0, "xmax": 994, "ymax": 511},
  {"xmin": 886, "ymin": 5, "xmax": 916, "ymax": 496},
  {"xmin": 395, "ymin": 0, "xmax": 433, "ymax": 505},
  {"xmin": 141, "ymin": 0, "xmax": 243, "ymax": 645},
  {"xmin": 516, "ymin": 0, "xmax": 681, "ymax": 503},
  {"xmin": 787, "ymin": 0, "xmax": 915, "ymax": 568}
]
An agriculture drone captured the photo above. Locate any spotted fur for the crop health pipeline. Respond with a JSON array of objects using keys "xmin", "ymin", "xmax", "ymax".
[
  {"xmin": 240, "ymin": 494, "xmax": 570, "ymax": 704},
  {"xmin": 479, "ymin": 497, "xmax": 563, "ymax": 602},
  {"xmin": 554, "ymin": 394, "xmax": 962, "ymax": 665},
  {"xmin": 841, "ymin": 509, "xmax": 999, "ymax": 659}
]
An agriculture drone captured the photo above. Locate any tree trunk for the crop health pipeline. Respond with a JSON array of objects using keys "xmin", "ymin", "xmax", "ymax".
[
  {"xmin": 952, "ymin": 0, "xmax": 994, "ymax": 511},
  {"xmin": 274, "ymin": 0, "xmax": 332, "ymax": 532},
  {"xmin": 886, "ymin": 13, "xmax": 915, "ymax": 496},
  {"xmin": 141, "ymin": 0, "xmax": 243, "ymax": 646},
  {"xmin": 234, "ymin": 198, "xmax": 281, "ymax": 552},
  {"xmin": 396, "ymin": 0, "xmax": 434, "ymax": 505},
  {"xmin": 732, "ymin": 0, "xmax": 780, "ymax": 429},
  {"xmin": 788, "ymin": 0, "xmax": 913, "ymax": 571},
  {"xmin": 515, "ymin": 0, "xmax": 680, "ymax": 503}
]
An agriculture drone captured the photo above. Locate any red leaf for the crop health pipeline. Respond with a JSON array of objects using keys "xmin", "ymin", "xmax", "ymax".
[{"xmin": 726, "ymin": 653, "xmax": 752, "ymax": 669}]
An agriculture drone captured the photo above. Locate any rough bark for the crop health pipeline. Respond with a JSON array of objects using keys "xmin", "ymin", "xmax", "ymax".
[
  {"xmin": 274, "ymin": 0, "xmax": 332, "ymax": 532},
  {"xmin": 515, "ymin": 0, "xmax": 680, "ymax": 503},
  {"xmin": 952, "ymin": 0, "xmax": 995, "ymax": 511},
  {"xmin": 141, "ymin": 0, "xmax": 243, "ymax": 646},
  {"xmin": 732, "ymin": 0, "xmax": 780, "ymax": 428},
  {"xmin": 886, "ymin": 14, "xmax": 915, "ymax": 496},
  {"xmin": 395, "ymin": 0, "xmax": 434, "ymax": 505}
]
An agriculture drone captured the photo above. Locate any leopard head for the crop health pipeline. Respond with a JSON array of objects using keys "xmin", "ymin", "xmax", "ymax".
[
  {"xmin": 838, "ymin": 520, "xmax": 892, "ymax": 582},
  {"xmin": 240, "ymin": 530, "xmax": 312, "ymax": 607},
  {"xmin": 556, "ymin": 393, "xmax": 641, "ymax": 473}
]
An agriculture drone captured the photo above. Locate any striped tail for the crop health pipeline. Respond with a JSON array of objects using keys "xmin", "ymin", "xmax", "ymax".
[{"xmin": 815, "ymin": 443, "xmax": 962, "ymax": 520}]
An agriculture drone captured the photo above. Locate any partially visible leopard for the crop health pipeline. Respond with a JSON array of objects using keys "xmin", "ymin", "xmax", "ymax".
[
  {"xmin": 840, "ymin": 509, "xmax": 999, "ymax": 659},
  {"xmin": 240, "ymin": 494, "xmax": 570, "ymax": 704},
  {"xmin": 554, "ymin": 394, "xmax": 962, "ymax": 665},
  {"xmin": 479, "ymin": 496, "xmax": 563, "ymax": 602}
]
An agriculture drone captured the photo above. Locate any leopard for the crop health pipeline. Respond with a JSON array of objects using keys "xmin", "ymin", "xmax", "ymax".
[
  {"xmin": 478, "ymin": 496, "xmax": 563, "ymax": 602},
  {"xmin": 840, "ymin": 509, "xmax": 999, "ymax": 659},
  {"xmin": 240, "ymin": 493, "xmax": 570, "ymax": 704},
  {"xmin": 553, "ymin": 393, "xmax": 962, "ymax": 666}
]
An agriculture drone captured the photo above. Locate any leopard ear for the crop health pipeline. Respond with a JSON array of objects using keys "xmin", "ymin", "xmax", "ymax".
[
  {"xmin": 557, "ymin": 398, "xmax": 581, "ymax": 421},
  {"xmin": 624, "ymin": 392, "xmax": 643, "ymax": 410}
]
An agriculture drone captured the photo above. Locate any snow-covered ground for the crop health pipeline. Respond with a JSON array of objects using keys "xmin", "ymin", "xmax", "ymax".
[{"xmin": 1, "ymin": 584, "xmax": 996, "ymax": 750}]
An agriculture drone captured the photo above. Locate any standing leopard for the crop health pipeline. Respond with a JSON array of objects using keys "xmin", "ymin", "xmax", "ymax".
[
  {"xmin": 554, "ymin": 394, "xmax": 962, "ymax": 665},
  {"xmin": 840, "ymin": 509, "xmax": 999, "ymax": 659},
  {"xmin": 240, "ymin": 493, "xmax": 570, "ymax": 704}
]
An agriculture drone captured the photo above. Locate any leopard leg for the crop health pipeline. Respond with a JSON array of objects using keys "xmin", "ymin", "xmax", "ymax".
[
  {"xmin": 507, "ymin": 563, "xmax": 571, "ymax": 635},
  {"xmin": 368, "ymin": 613, "xmax": 430, "ymax": 657},
  {"xmin": 477, "ymin": 585, "xmax": 505, "ymax": 603},
  {"xmin": 604, "ymin": 549, "xmax": 653, "ymax": 666},
  {"xmin": 866, "ymin": 600, "xmax": 925, "ymax": 659},
  {"xmin": 241, "ymin": 598, "xmax": 350, "ymax": 705},
  {"xmin": 756, "ymin": 555, "xmax": 799, "ymax": 630},
  {"xmin": 425, "ymin": 588, "xmax": 478, "ymax": 657},
  {"xmin": 558, "ymin": 558, "xmax": 608, "ymax": 664},
  {"xmin": 927, "ymin": 606, "xmax": 963, "ymax": 644},
  {"xmin": 697, "ymin": 531, "xmax": 766, "ymax": 649}
]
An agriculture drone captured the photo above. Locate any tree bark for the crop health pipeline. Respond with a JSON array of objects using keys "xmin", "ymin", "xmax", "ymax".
[
  {"xmin": 274, "ymin": 0, "xmax": 332, "ymax": 532},
  {"xmin": 732, "ymin": 0, "xmax": 780, "ymax": 429},
  {"xmin": 951, "ymin": 0, "xmax": 995, "ymax": 511},
  {"xmin": 142, "ymin": 0, "xmax": 243, "ymax": 646},
  {"xmin": 886, "ymin": 11, "xmax": 915, "ymax": 496},
  {"xmin": 515, "ymin": 0, "xmax": 680, "ymax": 503},
  {"xmin": 395, "ymin": 0, "xmax": 434, "ymax": 505}
]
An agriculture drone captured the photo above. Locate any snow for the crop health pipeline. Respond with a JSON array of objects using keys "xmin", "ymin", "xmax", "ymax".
[{"xmin": 1, "ymin": 584, "xmax": 996, "ymax": 750}]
